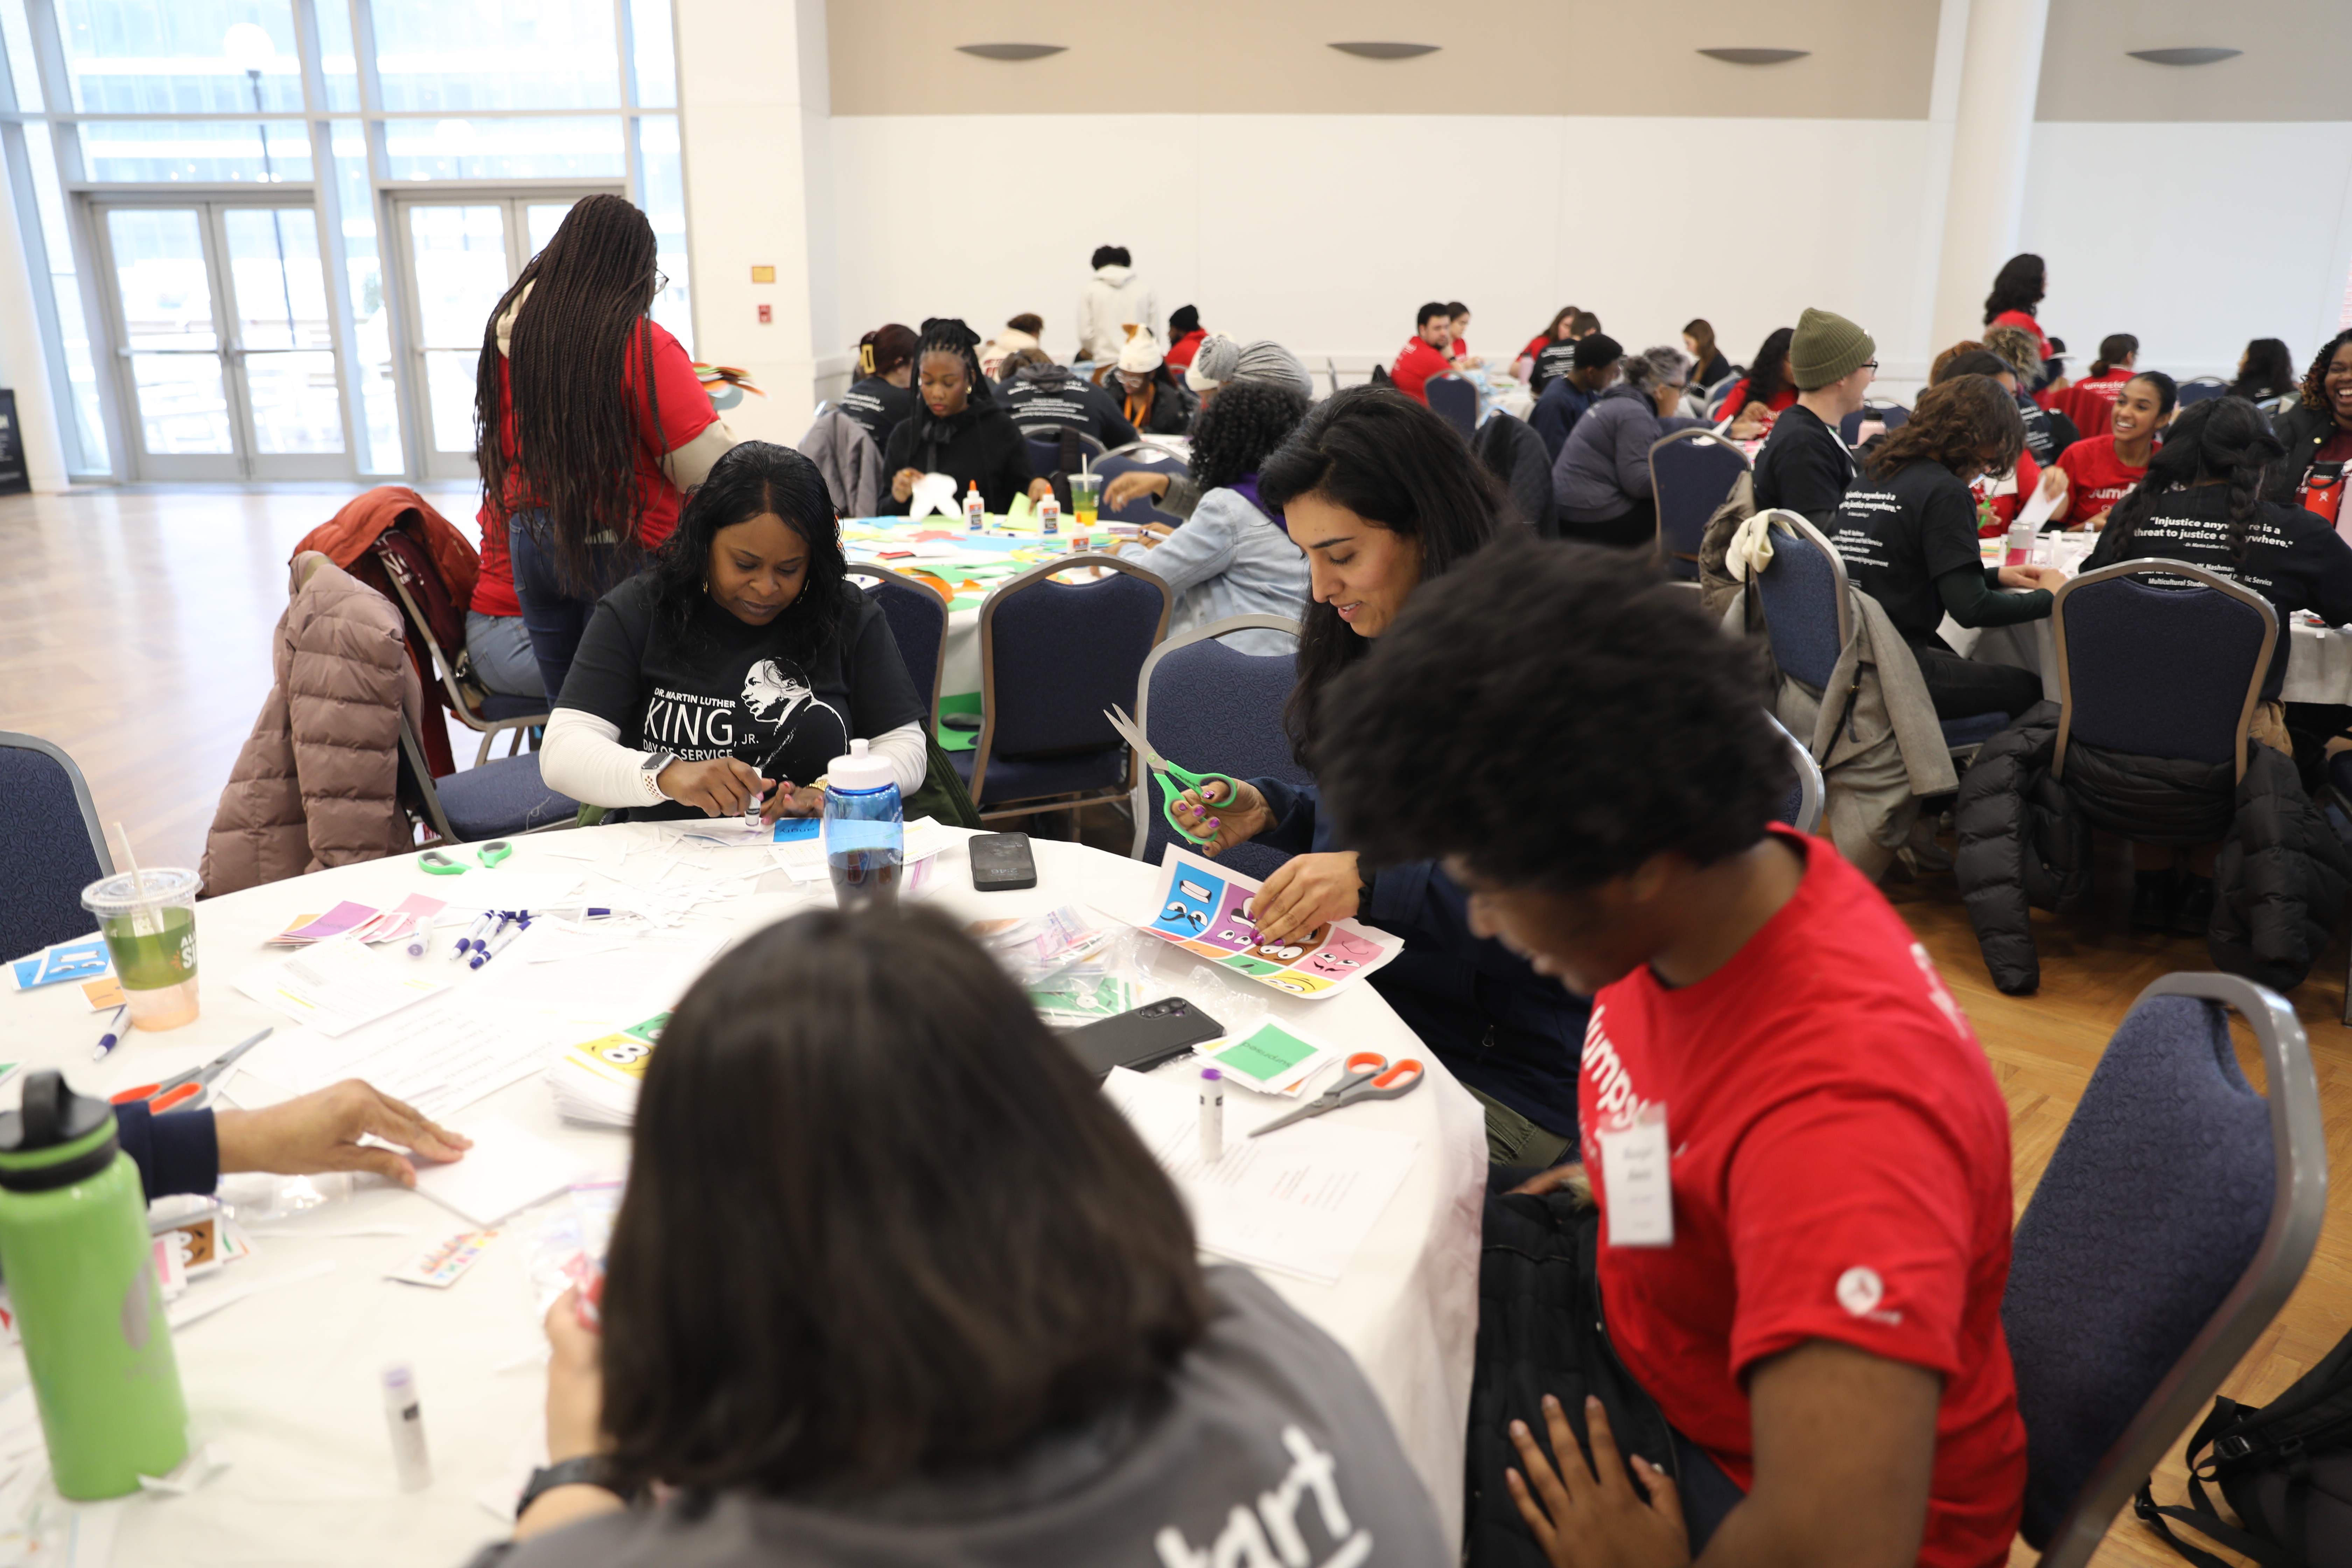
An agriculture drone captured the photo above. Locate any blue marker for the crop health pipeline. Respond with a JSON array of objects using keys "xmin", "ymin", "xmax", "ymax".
[
  {"xmin": 91, "ymin": 1005, "xmax": 129, "ymax": 1062},
  {"xmin": 451, "ymin": 911, "xmax": 493, "ymax": 961},
  {"xmin": 468, "ymin": 922, "xmax": 525, "ymax": 971}
]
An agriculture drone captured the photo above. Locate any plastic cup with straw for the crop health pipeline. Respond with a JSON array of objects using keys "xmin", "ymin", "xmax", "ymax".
[{"xmin": 80, "ymin": 822, "xmax": 202, "ymax": 1031}]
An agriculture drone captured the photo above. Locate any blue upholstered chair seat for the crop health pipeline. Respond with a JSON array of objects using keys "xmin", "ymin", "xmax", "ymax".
[
  {"xmin": 433, "ymin": 753, "xmax": 578, "ymax": 841},
  {"xmin": 1940, "ymin": 712, "xmax": 2010, "ymax": 749},
  {"xmin": 474, "ymin": 691, "xmax": 546, "ymax": 723},
  {"xmin": 950, "ymin": 744, "xmax": 1126, "ymax": 805}
]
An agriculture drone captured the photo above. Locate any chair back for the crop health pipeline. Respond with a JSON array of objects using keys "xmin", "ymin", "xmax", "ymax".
[
  {"xmin": 2003, "ymin": 973, "xmax": 2325, "ymax": 1567},
  {"xmin": 1839, "ymin": 403, "xmax": 1911, "ymax": 444},
  {"xmin": 1024, "ymin": 436, "xmax": 1063, "ymax": 482},
  {"xmin": 2176, "ymin": 376, "xmax": 2228, "ymax": 408},
  {"xmin": 376, "ymin": 558, "xmax": 549, "ymax": 764},
  {"xmin": 1091, "ymin": 449, "xmax": 1186, "ymax": 524},
  {"xmin": 2051, "ymin": 560, "xmax": 2274, "ymax": 783},
  {"xmin": 1750, "ymin": 510, "xmax": 1852, "ymax": 692},
  {"xmin": 1129, "ymin": 617, "xmax": 1306, "ymax": 879},
  {"xmin": 1425, "ymin": 374, "xmax": 1478, "ymax": 439},
  {"xmin": 969, "ymin": 554, "xmax": 1171, "ymax": 803},
  {"xmin": 1764, "ymin": 712, "xmax": 1822, "ymax": 834},
  {"xmin": 0, "ymin": 733, "xmax": 114, "ymax": 959},
  {"xmin": 1649, "ymin": 427, "xmax": 1752, "ymax": 580},
  {"xmin": 856, "ymin": 567, "xmax": 950, "ymax": 732}
]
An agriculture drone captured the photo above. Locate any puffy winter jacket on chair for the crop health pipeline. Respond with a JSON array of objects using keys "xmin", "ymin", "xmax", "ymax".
[
  {"xmin": 1955, "ymin": 701, "xmax": 2348, "ymax": 994},
  {"xmin": 200, "ymin": 554, "xmax": 422, "ymax": 895}
]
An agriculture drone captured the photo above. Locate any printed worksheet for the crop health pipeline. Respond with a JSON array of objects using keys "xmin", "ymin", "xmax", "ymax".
[{"xmin": 1137, "ymin": 846, "xmax": 1403, "ymax": 1000}]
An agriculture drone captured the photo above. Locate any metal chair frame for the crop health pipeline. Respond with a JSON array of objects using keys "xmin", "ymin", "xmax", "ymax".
[
  {"xmin": 967, "ymin": 552, "xmax": 1171, "ymax": 827},
  {"xmin": 2049, "ymin": 559, "xmax": 2275, "ymax": 786},
  {"xmin": 1648, "ymin": 426, "xmax": 1754, "ymax": 575},
  {"xmin": 1754, "ymin": 509, "xmax": 1855, "ymax": 678},
  {"xmin": 0, "ymin": 730, "xmax": 115, "ymax": 879},
  {"xmin": 1125, "ymin": 614, "xmax": 1303, "ymax": 860},
  {"xmin": 1764, "ymin": 712, "xmax": 1824, "ymax": 835},
  {"xmin": 849, "ymin": 565, "xmax": 951, "ymax": 735},
  {"xmin": 376, "ymin": 566, "xmax": 548, "ymax": 768},
  {"xmin": 2025, "ymin": 971, "xmax": 2325, "ymax": 1568},
  {"xmin": 395, "ymin": 716, "xmax": 577, "ymax": 845}
]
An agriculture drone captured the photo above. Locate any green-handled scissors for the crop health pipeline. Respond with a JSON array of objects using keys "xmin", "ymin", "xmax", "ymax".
[
  {"xmin": 420, "ymin": 839, "xmax": 512, "ymax": 875},
  {"xmin": 1103, "ymin": 705, "xmax": 1244, "ymax": 847}
]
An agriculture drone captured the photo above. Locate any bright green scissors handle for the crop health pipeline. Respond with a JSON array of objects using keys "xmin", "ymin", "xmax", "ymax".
[{"xmin": 1103, "ymin": 706, "xmax": 1242, "ymax": 847}]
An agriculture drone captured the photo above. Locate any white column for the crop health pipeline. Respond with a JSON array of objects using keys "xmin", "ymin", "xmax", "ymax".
[
  {"xmin": 0, "ymin": 151, "xmax": 71, "ymax": 492},
  {"xmin": 673, "ymin": 0, "xmax": 837, "ymax": 445},
  {"xmin": 1929, "ymin": 0, "xmax": 2049, "ymax": 354}
]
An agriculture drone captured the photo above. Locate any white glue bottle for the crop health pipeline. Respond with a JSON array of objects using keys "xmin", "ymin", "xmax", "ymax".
[
  {"xmin": 382, "ymin": 1361, "xmax": 433, "ymax": 1491},
  {"xmin": 1039, "ymin": 489, "xmax": 1060, "ymax": 535},
  {"xmin": 2004, "ymin": 511, "xmax": 2036, "ymax": 567},
  {"xmin": 964, "ymin": 479, "xmax": 985, "ymax": 533}
]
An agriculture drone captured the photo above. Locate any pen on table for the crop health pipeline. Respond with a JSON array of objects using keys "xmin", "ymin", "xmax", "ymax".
[
  {"xmin": 451, "ymin": 911, "xmax": 494, "ymax": 961},
  {"xmin": 92, "ymin": 1005, "xmax": 130, "ymax": 1062},
  {"xmin": 469, "ymin": 919, "xmax": 527, "ymax": 970},
  {"xmin": 1199, "ymin": 1068, "xmax": 1224, "ymax": 1163}
]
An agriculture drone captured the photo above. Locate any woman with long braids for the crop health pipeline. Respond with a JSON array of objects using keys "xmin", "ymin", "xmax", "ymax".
[
  {"xmin": 2264, "ymin": 328, "xmax": 2352, "ymax": 526},
  {"xmin": 879, "ymin": 319, "xmax": 1052, "ymax": 516},
  {"xmin": 1105, "ymin": 379, "xmax": 1311, "ymax": 653},
  {"xmin": 1167, "ymin": 387, "xmax": 1593, "ymax": 1166},
  {"xmin": 540, "ymin": 441, "xmax": 926, "ymax": 824},
  {"xmin": 2082, "ymin": 396, "xmax": 2352, "ymax": 932},
  {"xmin": 476, "ymin": 195, "xmax": 734, "ymax": 701}
]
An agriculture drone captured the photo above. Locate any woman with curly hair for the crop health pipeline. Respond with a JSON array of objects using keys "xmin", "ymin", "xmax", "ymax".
[
  {"xmin": 1826, "ymin": 374, "xmax": 2065, "ymax": 718},
  {"xmin": 1107, "ymin": 379, "xmax": 1310, "ymax": 653},
  {"xmin": 1713, "ymin": 326, "xmax": 1797, "ymax": 427},
  {"xmin": 2229, "ymin": 337, "xmax": 2299, "ymax": 407},
  {"xmin": 2264, "ymin": 328, "xmax": 2352, "ymax": 525},
  {"xmin": 880, "ymin": 319, "xmax": 1052, "ymax": 515},
  {"xmin": 541, "ymin": 441, "xmax": 926, "ymax": 822}
]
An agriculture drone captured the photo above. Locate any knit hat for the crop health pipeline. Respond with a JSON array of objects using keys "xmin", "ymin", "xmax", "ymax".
[
  {"xmin": 1789, "ymin": 308, "xmax": 1875, "ymax": 391},
  {"xmin": 1117, "ymin": 326, "xmax": 1164, "ymax": 374},
  {"xmin": 1185, "ymin": 333, "xmax": 1240, "ymax": 391},
  {"xmin": 1184, "ymin": 336, "xmax": 1311, "ymax": 397},
  {"xmin": 1571, "ymin": 332, "xmax": 1623, "ymax": 371}
]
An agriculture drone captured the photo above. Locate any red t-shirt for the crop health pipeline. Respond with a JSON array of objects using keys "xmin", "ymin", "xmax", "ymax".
[
  {"xmin": 1522, "ymin": 333, "xmax": 1552, "ymax": 362},
  {"xmin": 1988, "ymin": 310, "xmax": 2049, "ymax": 361},
  {"xmin": 487, "ymin": 317, "xmax": 717, "ymax": 570},
  {"xmin": 1167, "ymin": 329, "xmax": 1207, "ymax": 370},
  {"xmin": 1581, "ymin": 829, "xmax": 2024, "ymax": 1568},
  {"xmin": 2055, "ymin": 434, "xmax": 2147, "ymax": 525},
  {"xmin": 471, "ymin": 502, "xmax": 522, "ymax": 616},
  {"xmin": 2072, "ymin": 370, "xmax": 2132, "ymax": 416},
  {"xmin": 1971, "ymin": 448, "xmax": 2042, "ymax": 537},
  {"xmin": 1391, "ymin": 336, "xmax": 1455, "ymax": 402},
  {"xmin": 1717, "ymin": 379, "xmax": 1798, "ymax": 420}
]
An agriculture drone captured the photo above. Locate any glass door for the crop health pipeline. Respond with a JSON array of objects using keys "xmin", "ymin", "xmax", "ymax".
[
  {"xmin": 396, "ymin": 195, "xmax": 595, "ymax": 483},
  {"xmin": 93, "ymin": 200, "xmax": 351, "ymax": 481}
]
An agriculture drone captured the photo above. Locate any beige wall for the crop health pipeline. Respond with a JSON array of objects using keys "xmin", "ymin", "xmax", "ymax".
[
  {"xmin": 2036, "ymin": 0, "xmax": 2352, "ymax": 122},
  {"xmin": 826, "ymin": 0, "xmax": 1940, "ymax": 119}
]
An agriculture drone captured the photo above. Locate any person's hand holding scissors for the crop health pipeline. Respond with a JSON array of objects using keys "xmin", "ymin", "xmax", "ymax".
[
  {"xmin": 1171, "ymin": 777, "xmax": 1275, "ymax": 858},
  {"xmin": 1506, "ymin": 1393, "xmax": 1691, "ymax": 1568}
]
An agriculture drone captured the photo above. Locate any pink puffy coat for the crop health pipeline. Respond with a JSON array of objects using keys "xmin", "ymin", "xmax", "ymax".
[{"xmin": 200, "ymin": 554, "xmax": 422, "ymax": 895}]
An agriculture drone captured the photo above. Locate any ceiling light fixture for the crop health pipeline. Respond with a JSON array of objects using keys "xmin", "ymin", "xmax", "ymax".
[
  {"xmin": 1328, "ymin": 41, "xmax": 1440, "ymax": 61},
  {"xmin": 2127, "ymin": 47, "xmax": 2242, "ymax": 66},
  {"xmin": 1697, "ymin": 47, "xmax": 1810, "ymax": 66},
  {"xmin": 956, "ymin": 43, "xmax": 1065, "ymax": 62}
]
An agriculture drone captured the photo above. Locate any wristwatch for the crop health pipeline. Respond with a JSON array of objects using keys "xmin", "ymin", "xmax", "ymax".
[
  {"xmin": 516, "ymin": 1454, "xmax": 622, "ymax": 1517},
  {"xmin": 639, "ymin": 750, "xmax": 676, "ymax": 804}
]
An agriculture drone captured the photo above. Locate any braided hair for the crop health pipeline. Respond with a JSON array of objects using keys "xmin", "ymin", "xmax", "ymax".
[
  {"xmin": 474, "ymin": 194, "xmax": 662, "ymax": 595},
  {"xmin": 915, "ymin": 318, "xmax": 991, "ymax": 404},
  {"xmin": 2297, "ymin": 329, "xmax": 2352, "ymax": 413},
  {"xmin": 2101, "ymin": 397, "xmax": 2282, "ymax": 566},
  {"xmin": 1188, "ymin": 380, "xmax": 1309, "ymax": 493}
]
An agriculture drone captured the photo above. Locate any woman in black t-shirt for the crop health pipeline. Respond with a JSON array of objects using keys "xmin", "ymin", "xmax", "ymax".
[
  {"xmin": 881, "ymin": 319, "xmax": 1052, "ymax": 516},
  {"xmin": 838, "ymin": 323, "xmax": 917, "ymax": 450},
  {"xmin": 1825, "ymin": 375, "xmax": 2065, "ymax": 719},
  {"xmin": 541, "ymin": 442, "xmax": 926, "ymax": 821}
]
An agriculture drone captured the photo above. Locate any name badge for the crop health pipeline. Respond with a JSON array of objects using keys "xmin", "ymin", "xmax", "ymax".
[{"xmin": 1598, "ymin": 1103, "xmax": 1673, "ymax": 1248}]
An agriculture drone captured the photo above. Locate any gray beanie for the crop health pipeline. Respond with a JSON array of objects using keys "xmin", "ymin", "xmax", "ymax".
[{"xmin": 1185, "ymin": 335, "xmax": 1312, "ymax": 397}]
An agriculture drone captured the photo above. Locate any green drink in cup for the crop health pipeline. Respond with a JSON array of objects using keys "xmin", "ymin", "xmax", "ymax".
[
  {"xmin": 81, "ymin": 868, "xmax": 200, "ymax": 1031},
  {"xmin": 1068, "ymin": 470, "xmax": 1101, "ymax": 546}
]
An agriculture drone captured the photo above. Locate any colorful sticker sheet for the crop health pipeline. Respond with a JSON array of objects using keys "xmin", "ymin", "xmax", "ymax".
[{"xmin": 1139, "ymin": 847, "xmax": 1404, "ymax": 1001}]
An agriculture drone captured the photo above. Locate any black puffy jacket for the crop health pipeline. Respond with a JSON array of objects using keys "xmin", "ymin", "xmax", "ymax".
[
  {"xmin": 2264, "ymin": 403, "xmax": 2346, "ymax": 504},
  {"xmin": 1955, "ymin": 702, "xmax": 2348, "ymax": 994}
]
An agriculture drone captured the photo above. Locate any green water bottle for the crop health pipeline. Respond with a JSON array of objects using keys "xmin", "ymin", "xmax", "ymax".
[{"xmin": 0, "ymin": 1071, "xmax": 188, "ymax": 1498}]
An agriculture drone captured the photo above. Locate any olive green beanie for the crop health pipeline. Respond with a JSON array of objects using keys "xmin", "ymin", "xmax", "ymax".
[{"xmin": 1789, "ymin": 307, "xmax": 1875, "ymax": 391}]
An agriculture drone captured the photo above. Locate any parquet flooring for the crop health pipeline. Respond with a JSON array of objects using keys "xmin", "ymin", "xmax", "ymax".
[{"xmin": 4, "ymin": 485, "xmax": 2344, "ymax": 1567}]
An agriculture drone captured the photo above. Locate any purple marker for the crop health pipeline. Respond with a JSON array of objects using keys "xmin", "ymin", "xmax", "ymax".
[{"xmin": 1199, "ymin": 1068, "xmax": 1224, "ymax": 1163}]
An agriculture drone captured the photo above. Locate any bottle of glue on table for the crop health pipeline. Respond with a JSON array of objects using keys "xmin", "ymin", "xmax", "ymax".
[
  {"xmin": 964, "ymin": 479, "xmax": 985, "ymax": 533},
  {"xmin": 382, "ymin": 1361, "xmax": 433, "ymax": 1491},
  {"xmin": 1199, "ymin": 1068, "xmax": 1224, "ymax": 1163}
]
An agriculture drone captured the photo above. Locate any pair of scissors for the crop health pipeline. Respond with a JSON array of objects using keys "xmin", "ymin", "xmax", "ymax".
[
  {"xmin": 420, "ymin": 839, "xmax": 512, "ymax": 875},
  {"xmin": 109, "ymin": 1028, "xmax": 272, "ymax": 1115},
  {"xmin": 1102, "ymin": 705, "xmax": 1244, "ymax": 847},
  {"xmin": 1248, "ymin": 1052, "xmax": 1426, "ymax": 1138}
]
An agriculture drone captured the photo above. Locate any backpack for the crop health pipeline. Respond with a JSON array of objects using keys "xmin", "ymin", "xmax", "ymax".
[{"xmin": 2138, "ymin": 1328, "xmax": 2352, "ymax": 1566}]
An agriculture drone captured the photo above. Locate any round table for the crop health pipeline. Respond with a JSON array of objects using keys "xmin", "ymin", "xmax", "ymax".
[{"xmin": 0, "ymin": 829, "xmax": 1485, "ymax": 1561}]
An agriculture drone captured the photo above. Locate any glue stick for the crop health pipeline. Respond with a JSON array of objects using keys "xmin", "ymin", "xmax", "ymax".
[
  {"xmin": 382, "ymin": 1362, "xmax": 432, "ymax": 1491},
  {"xmin": 1199, "ymin": 1068, "xmax": 1224, "ymax": 1163}
]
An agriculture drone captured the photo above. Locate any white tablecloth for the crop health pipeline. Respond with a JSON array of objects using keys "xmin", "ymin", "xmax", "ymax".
[
  {"xmin": 1972, "ymin": 616, "xmax": 2348, "ymax": 705},
  {"xmin": 0, "ymin": 830, "xmax": 1484, "ymax": 1561}
]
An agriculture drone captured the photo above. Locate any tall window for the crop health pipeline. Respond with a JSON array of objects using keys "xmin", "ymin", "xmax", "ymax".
[{"xmin": 0, "ymin": 0, "xmax": 688, "ymax": 480}]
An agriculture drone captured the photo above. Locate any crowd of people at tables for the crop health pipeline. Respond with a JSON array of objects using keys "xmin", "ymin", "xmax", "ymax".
[{"xmin": 172, "ymin": 200, "xmax": 2352, "ymax": 1564}]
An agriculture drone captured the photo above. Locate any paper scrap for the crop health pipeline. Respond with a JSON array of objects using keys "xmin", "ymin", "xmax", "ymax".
[
  {"xmin": 273, "ymin": 901, "xmax": 381, "ymax": 945},
  {"xmin": 388, "ymin": 1229, "xmax": 500, "ymax": 1289},
  {"xmin": 232, "ymin": 936, "xmax": 448, "ymax": 1037},
  {"xmin": 412, "ymin": 1116, "xmax": 596, "ymax": 1227},
  {"xmin": 1198, "ymin": 1021, "xmax": 1345, "ymax": 1097},
  {"xmin": 770, "ymin": 817, "xmax": 950, "ymax": 883},
  {"xmin": 7, "ymin": 936, "xmax": 111, "ymax": 992},
  {"xmin": 79, "ymin": 976, "xmax": 125, "ymax": 1010},
  {"xmin": 238, "ymin": 990, "xmax": 554, "ymax": 1122},
  {"xmin": 1138, "ymin": 846, "xmax": 1404, "ymax": 1000},
  {"xmin": 135, "ymin": 1441, "xmax": 232, "ymax": 1496}
]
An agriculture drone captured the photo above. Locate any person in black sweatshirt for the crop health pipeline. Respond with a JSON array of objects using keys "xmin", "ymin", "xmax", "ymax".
[
  {"xmin": 1826, "ymin": 374, "xmax": 2065, "ymax": 719},
  {"xmin": 880, "ymin": 319, "xmax": 1051, "ymax": 516},
  {"xmin": 838, "ymin": 323, "xmax": 917, "ymax": 451},
  {"xmin": 997, "ymin": 351, "xmax": 1141, "ymax": 450},
  {"xmin": 1751, "ymin": 307, "xmax": 1875, "ymax": 527}
]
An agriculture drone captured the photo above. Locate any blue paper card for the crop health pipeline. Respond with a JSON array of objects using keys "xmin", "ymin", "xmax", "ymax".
[
  {"xmin": 8, "ymin": 935, "xmax": 113, "ymax": 991},
  {"xmin": 771, "ymin": 818, "xmax": 822, "ymax": 843}
]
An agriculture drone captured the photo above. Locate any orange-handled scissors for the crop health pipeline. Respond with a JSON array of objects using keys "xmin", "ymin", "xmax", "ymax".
[
  {"xmin": 1248, "ymin": 1051, "xmax": 1425, "ymax": 1138},
  {"xmin": 110, "ymin": 1028, "xmax": 271, "ymax": 1114}
]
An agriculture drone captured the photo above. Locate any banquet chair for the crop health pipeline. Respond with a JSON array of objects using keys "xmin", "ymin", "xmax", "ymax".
[
  {"xmin": 1127, "ymin": 616, "xmax": 1307, "ymax": 880},
  {"xmin": 1424, "ymin": 374, "xmax": 1478, "ymax": 440},
  {"xmin": 1750, "ymin": 511, "xmax": 2011, "ymax": 761},
  {"xmin": 1648, "ymin": 428, "xmax": 1751, "ymax": 582},
  {"xmin": 1090, "ymin": 449, "xmax": 1186, "ymax": 526},
  {"xmin": 2175, "ymin": 376, "xmax": 2228, "ymax": 409},
  {"xmin": 855, "ymin": 566, "xmax": 950, "ymax": 733},
  {"xmin": 397, "ymin": 718, "xmax": 579, "ymax": 845},
  {"xmin": 1765, "ymin": 713, "xmax": 1823, "ymax": 835},
  {"xmin": 952, "ymin": 554, "xmax": 1171, "ymax": 828},
  {"xmin": 377, "ymin": 565, "xmax": 548, "ymax": 767},
  {"xmin": 2002, "ymin": 973, "xmax": 2323, "ymax": 1568},
  {"xmin": 0, "ymin": 732, "xmax": 113, "ymax": 960},
  {"xmin": 1838, "ymin": 403, "xmax": 1910, "ymax": 444}
]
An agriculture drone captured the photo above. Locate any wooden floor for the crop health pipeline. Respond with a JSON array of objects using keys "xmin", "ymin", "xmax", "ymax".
[{"xmin": 4, "ymin": 486, "xmax": 2345, "ymax": 1567}]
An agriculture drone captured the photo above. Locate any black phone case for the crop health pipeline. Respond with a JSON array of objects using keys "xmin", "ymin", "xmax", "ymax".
[
  {"xmin": 968, "ymin": 832, "xmax": 1037, "ymax": 891},
  {"xmin": 1060, "ymin": 998, "xmax": 1225, "ymax": 1079}
]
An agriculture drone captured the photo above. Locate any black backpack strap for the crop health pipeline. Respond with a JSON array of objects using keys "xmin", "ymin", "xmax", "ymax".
[{"xmin": 2135, "ymin": 1489, "xmax": 2307, "ymax": 1568}]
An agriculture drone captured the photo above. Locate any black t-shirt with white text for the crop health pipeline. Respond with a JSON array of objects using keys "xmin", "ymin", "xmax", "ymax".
[
  {"xmin": 838, "ymin": 377, "xmax": 914, "ymax": 450},
  {"xmin": 558, "ymin": 577, "xmax": 923, "ymax": 821},
  {"xmin": 1530, "ymin": 340, "xmax": 1580, "ymax": 393},
  {"xmin": 1829, "ymin": 459, "xmax": 1984, "ymax": 644}
]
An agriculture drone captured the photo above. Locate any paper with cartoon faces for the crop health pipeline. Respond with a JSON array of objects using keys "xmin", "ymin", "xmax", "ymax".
[{"xmin": 1140, "ymin": 846, "xmax": 1403, "ymax": 1000}]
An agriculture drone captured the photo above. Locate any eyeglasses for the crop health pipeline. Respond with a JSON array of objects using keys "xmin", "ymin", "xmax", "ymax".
[
  {"xmin": 652, "ymin": 269, "xmax": 670, "ymax": 293},
  {"xmin": 1861, "ymin": 360, "xmax": 1880, "ymax": 373}
]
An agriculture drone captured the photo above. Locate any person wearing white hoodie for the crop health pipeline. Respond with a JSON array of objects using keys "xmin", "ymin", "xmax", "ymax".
[{"xmin": 1075, "ymin": 245, "xmax": 1156, "ymax": 364}]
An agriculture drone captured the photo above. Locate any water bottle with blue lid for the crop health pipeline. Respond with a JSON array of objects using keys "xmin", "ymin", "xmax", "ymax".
[{"xmin": 823, "ymin": 739, "xmax": 902, "ymax": 910}]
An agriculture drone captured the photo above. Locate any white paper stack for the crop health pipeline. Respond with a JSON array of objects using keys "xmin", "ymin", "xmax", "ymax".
[{"xmin": 543, "ymin": 1013, "xmax": 668, "ymax": 1128}]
